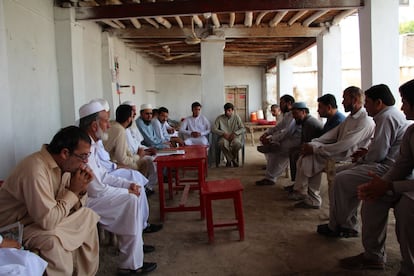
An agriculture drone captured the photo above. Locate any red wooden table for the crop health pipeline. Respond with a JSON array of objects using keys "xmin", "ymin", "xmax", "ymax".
[{"xmin": 154, "ymin": 145, "xmax": 207, "ymax": 221}]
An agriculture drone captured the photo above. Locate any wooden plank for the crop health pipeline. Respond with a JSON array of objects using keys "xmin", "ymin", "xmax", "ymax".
[{"xmin": 75, "ymin": 0, "xmax": 363, "ymax": 21}]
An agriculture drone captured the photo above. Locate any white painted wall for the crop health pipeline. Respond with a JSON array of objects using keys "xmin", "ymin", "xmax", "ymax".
[
  {"xmin": 153, "ymin": 65, "xmax": 263, "ymax": 123},
  {"xmin": 224, "ymin": 66, "xmax": 264, "ymax": 114},
  {"xmin": 0, "ymin": 0, "xmax": 60, "ymax": 178},
  {"xmin": 109, "ymin": 38, "xmax": 156, "ymax": 117}
]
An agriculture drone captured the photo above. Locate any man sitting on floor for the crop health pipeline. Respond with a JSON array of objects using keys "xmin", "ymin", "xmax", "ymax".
[
  {"xmin": 256, "ymin": 102, "xmax": 323, "ymax": 186},
  {"xmin": 290, "ymin": 86, "xmax": 375, "ymax": 209},
  {"xmin": 0, "ymin": 126, "xmax": 100, "ymax": 275},
  {"xmin": 179, "ymin": 101, "xmax": 211, "ymax": 146},
  {"xmin": 79, "ymin": 102, "xmax": 160, "ymax": 275},
  {"xmin": 317, "ymin": 84, "xmax": 409, "ymax": 238}
]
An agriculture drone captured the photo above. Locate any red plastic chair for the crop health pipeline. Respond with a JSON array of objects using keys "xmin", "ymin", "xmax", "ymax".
[{"xmin": 201, "ymin": 179, "xmax": 244, "ymax": 243}]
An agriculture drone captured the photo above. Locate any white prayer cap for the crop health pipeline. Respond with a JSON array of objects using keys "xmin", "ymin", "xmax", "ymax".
[
  {"xmin": 122, "ymin": 100, "xmax": 135, "ymax": 107},
  {"xmin": 79, "ymin": 102, "xmax": 105, "ymax": 119},
  {"xmin": 140, "ymin": 103, "xmax": 153, "ymax": 110},
  {"xmin": 90, "ymin": 98, "xmax": 110, "ymax": 112}
]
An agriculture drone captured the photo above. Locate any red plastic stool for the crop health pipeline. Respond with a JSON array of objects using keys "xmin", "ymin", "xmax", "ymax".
[{"xmin": 201, "ymin": 179, "xmax": 244, "ymax": 243}]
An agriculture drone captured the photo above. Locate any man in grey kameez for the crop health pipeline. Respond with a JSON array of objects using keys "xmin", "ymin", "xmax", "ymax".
[
  {"xmin": 317, "ymin": 84, "xmax": 410, "ymax": 237},
  {"xmin": 291, "ymin": 86, "xmax": 375, "ymax": 209},
  {"xmin": 340, "ymin": 79, "xmax": 414, "ymax": 276},
  {"xmin": 256, "ymin": 102, "xmax": 323, "ymax": 186},
  {"xmin": 212, "ymin": 102, "xmax": 245, "ymax": 167}
]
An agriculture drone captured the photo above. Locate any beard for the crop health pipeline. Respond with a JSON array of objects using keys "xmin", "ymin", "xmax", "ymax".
[
  {"xmin": 127, "ymin": 121, "xmax": 133, "ymax": 128},
  {"xmin": 96, "ymin": 125, "xmax": 109, "ymax": 141}
]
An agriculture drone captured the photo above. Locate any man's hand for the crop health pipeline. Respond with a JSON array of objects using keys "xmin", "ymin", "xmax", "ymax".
[
  {"xmin": 223, "ymin": 133, "xmax": 231, "ymax": 141},
  {"xmin": 167, "ymin": 128, "xmax": 175, "ymax": 134},
  {"xmin": 128, "ymin": 183, "xmax": 141, "ymax": 196},
  {"xmin": 0, "ymin": 238, "xmax": 21, "ymax": 249},
  {"xmin": 191, "ymin": 131, "xmax": 201, "ymax": 138},
  {"xmin": 137, "ymin": 147, "xmax": 146, "ymax": 158},
  {"xmin": 144, "ymin": 148, "xmax": 156, "ymax": 156},
  {"xmin": 69, "ymin": 165, "xmax": 94, "ymax": 196},
  {"xmin": 351, "ymin": 148, "xmax": 368, "ymax": 163},
  {"xmin": 357, "ymin": 171, "xmax": 392, "ymax": 201},
  {"xmin": 300, "ymin": 143, "xmax": 314, "ymax": 156}
]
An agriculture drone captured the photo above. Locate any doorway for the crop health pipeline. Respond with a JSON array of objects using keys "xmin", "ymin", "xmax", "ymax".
[{"xmin": 225, "ymin": 86, "xmax": 248, "ymax": 122}]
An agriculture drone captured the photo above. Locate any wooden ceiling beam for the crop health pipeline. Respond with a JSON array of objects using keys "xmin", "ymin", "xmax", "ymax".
[
  {"xmin": 111, "ymin": 24, "xmax": 324, "ymax": 39},
  {"xmin": 75, "ymin": 0, "xmax": 364, "ymax": 21}
]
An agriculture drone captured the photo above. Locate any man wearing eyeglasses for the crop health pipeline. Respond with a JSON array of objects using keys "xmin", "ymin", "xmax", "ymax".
[{"xmin": 0, "ymin": 126, "xmax": 100, "ymax": 275}]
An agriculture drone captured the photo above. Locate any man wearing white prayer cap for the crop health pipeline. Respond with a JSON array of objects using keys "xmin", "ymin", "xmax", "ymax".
[
  {"xmin": 121, "ymin": 100, "xmax": 158, "ymax": 193},
  {"xmin": 78, "ymin": 102, "xmax": 159, "ymax": 275},
  {"xmin": 137, "ymin": 103, "xmax": 170, "ymax": 149}
]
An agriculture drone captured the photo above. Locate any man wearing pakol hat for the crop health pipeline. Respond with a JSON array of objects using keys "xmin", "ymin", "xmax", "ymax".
[
  {"xmin": 256, "ymin": 102, "xmax": 323, "ymax": 186},
  {"xmin": 179, "ymin": 101, "xmax": 211, "ymax": 146},
  {"xmin": 137, "ymin": 104, "xmax": 170, "ymax": 149},
  {"xmin": 285, "ymin": 94, "xmax": 345, "ymax": 186},
  {"xmin": 78, "ymin": 102, "xmax": 158, "ymax": 275},
  {"xmin": 290, "ymin": 86, "xmax": 375, "ymax": 209}
]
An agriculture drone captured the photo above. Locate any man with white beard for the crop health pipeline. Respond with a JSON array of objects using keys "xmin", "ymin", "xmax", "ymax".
[
  {"xmin": 92, "ymin": 99, "xmax": 158, "ymax": 195},
  {"xmin": 79, "ymin": 101, "xmax": 160, "ymax": 275}
]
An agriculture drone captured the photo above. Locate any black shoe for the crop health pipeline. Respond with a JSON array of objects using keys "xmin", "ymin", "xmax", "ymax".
[
  {"xmin": 255, "ymin": 178, "xmax": 275, "ymax": 186},
  {"xmin": 225, "ymin": 161, "xmax": 232, "ymax": 167},
  {"xmin": 117, "ymin": 262, "xmax": 157, "ymax": 275},
  {"xmin": 143, "ymin": 244, "xmax": 155, "ymax": 254},
  {"xmin": 143, "ymin": 223, "xmax": 163, "ymax": 234},
  {"xmin": 317, "ymin": 224, "xmax": 359, "ymax": 238},
  {"xmin": 340, "ymin": 253, "xmax": 384, "ymax": 270},
  {"xmin": 145, "ymin": 188, "xmax": 155, "ymax": 197},
  {"xmin": 294, "ymin": 200, "xmax": 320, "ymax": 209},
  {"xmin": 283, "ymin": 184, "xmax": 294, "ymax": 193},
  {"xmin": 232, "ymin": 160, "xmax": 239, "ymax": 167}
]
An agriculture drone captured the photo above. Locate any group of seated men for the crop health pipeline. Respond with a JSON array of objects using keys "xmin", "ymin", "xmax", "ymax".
[
  {"xmin": 0, "ymin": 97, "xmax": 248, "ymax": 275},
  {"xmin": 256, "ymin": 80, "xmax": 414, "ymax": 276}
]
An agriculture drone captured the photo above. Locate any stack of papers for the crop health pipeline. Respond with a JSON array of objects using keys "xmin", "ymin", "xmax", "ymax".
[{"xmin": 156, "ymin": 149, "xmax": 185, "ymax": 157}]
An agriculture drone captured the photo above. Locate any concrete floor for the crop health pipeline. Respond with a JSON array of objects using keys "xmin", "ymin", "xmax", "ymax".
[{"xmin": 97, "ymin": 135, "xmax": 401, "ymax": 276}]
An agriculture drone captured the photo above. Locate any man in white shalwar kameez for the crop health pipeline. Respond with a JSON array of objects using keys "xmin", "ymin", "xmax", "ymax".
[
  {"xmin": 152, "ymin": 107, "xmax": 184, "ymax": 147},
  {"xmin": 317, "ymin": 84, "xmax": 410, "ymax": 237},
  {"xmin": 180, "ymin": 101, "xmax": 211, "ymax": 146},
  {"xmin": 93, "ymin": 99, "xmax": 158, "ymax": 192},
  {"xmin": 79, "ymin": 102, "xmax": 157, "ymax": 274},
  {"xmin": 292, "ymin": 86, "xmax": 375, "ymax": 209},
  {"xmin": 0, "ymin": 235, "xmax": 47, "ymax": 275}
]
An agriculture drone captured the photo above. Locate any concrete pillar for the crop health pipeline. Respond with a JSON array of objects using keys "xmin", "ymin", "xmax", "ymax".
[
  {"xmin": 276, "ymin": 56, "xmax": 293, "ymax": 98},
  {"xmin": 359, "ymin": 0, "xmax": 399, "ymax": 92},
  {"xmin": 101, "ymin": 32, "xmax": 116, "ymax": 119},
  {"xmin": 0, "ymin": 1, "xmax": 16, "ymax": 177},
  {"xmin": 317, "ymin": 25, "xmax": 342, "ymax": 104},
  {"xmin": 201, "ymin": 37, "xmax": 226, "ymax": 123},
  {"xmin": 54, "ymin": 7, "xmax": 86, "ymax": 124}
]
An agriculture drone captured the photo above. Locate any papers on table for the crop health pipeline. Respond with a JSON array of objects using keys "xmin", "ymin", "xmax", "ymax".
[{"xmin": 156, "ymin": 149, "xmax": 185, "ymax": 157}]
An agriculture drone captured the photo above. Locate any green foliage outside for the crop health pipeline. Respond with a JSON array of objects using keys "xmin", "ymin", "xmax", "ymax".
[{"xmin": 400, "ymin": 21, "xmax": 414, "ymax": 34}]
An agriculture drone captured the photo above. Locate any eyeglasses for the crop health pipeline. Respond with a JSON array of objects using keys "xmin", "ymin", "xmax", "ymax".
[{"xmin": 72, "ymin": 152, "xmax": 91, "ymax": 161}]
